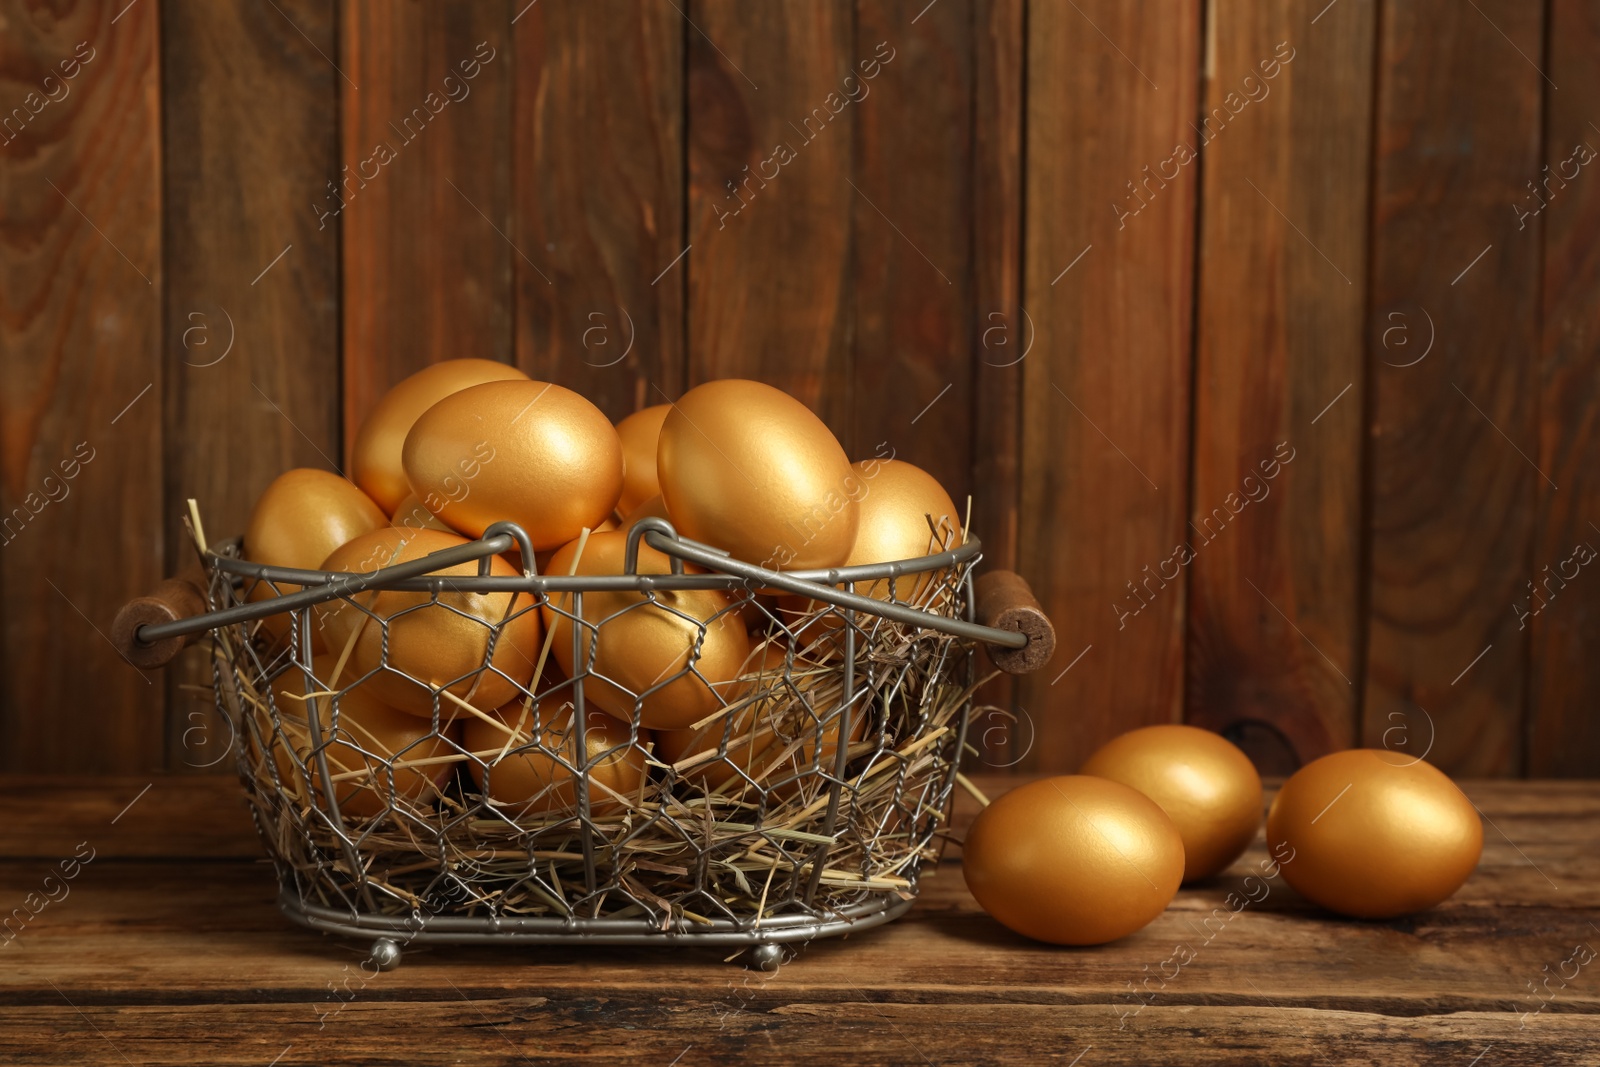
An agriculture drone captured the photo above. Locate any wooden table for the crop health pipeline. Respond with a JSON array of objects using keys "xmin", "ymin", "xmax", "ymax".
[{"xmin": 1, "ymin": 774, "xmax": 1596, "ymax": 1065}]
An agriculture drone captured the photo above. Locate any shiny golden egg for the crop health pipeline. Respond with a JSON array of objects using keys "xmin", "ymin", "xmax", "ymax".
[
  {"xmin": 351, "ymin": 358, "xmax": 528, "ymax": 514},
  {"xmin": 615, "ymin": 404, "xmax": 671, "ymax": 518},
  {"xmin": 246, "ymin": 469, "xmax": 389, "ymax": 569},
  {"xmin": 267, "ymin": 654, "xmax": 461, "ymax": 819},
  {"xmin": 463, "ymin": 696, "xmax": 647, "ymax": 816},
  {"xmin": 402, "ymin": 380, "xmax": 623, "ymax": 551},
  {"xmin": 1267, "ymin": 749, "xmax": 1482, "ymax": 919},
  {"xmin": 656, "ymin": 379, "xmax": 858, "ymax": 570},
  {"xmin": 244, "ymin": 468, "xmax": 388, "ymax": 650},
  {"xmin": 839, "ymin": 457, "xmax": 960, "ymax": 595},
  {"xmin": 963, "ymin": 775, "xmax": 1185, "ymax": 945},
  {"xmin": 1080, "ymin": 724, "xmax": 1263, "ymax": 882},
  {"xmin": 541, "ymin": 530, "xmax": 749, "ymax": 731},
  {"xmin": 317, "ymin": 528, "xmax": 541, "ymax": 717}
]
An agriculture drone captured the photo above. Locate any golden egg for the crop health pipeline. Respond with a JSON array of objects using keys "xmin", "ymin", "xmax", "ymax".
[
  {"xmin": 402, "ymin": 380, "xmax": 623, "ymax": 551},
  {"xmin": 1080, "ymin": 725, "xmax": 1263, "ymax": 882},
  {"xmin": 840, "ymin": 457, "xmax": 960, "ymax": 595},
  {"xmin": 246, "ymin": 469, "xmax": 389, "ymax": 568},
  {"xmin": 615, "ymin": 404, "xmax": 671, "ymax": 517},
  {"xmin": 317, "ymin": 528, "xmax": 541, "ymax": 717},
  {"xmin": 778, "ymin": 457, "xmax": 961, "ymax": 640},
  {"xmin": 1267, "ymin": 749, "xmax": 1482, "ymax": 919},
  {"xmin": 463, "ymin": 697, "xmax": 647, "ymax": 816},
  {"xmin": 657, "ymin": 379, "xmax": 858, "ymax": 570},
  {"xmin": 267, "ymin": 654, "xmax": 461, "ymax": 819},
  {"xmin": 963, "ymin": 775, "xmax": 1184, "ymax": 945},
  {"xmin": 541, "ymin": 530, "xmax": 749, "ymax": 731},
  {"xmin": 244, "ymin": 468, "xmax": 388, "ymax": 650},
  {"xmin": 658, "ymin": 643, "xmax": 866, "ymax": 798},
  {"xmin": 351, "ymin": 358, "xmax": 529, "ymax": 514},
  {"xmin": 389, "ymin": 492, "xmax": 454, "ymax": 534}
]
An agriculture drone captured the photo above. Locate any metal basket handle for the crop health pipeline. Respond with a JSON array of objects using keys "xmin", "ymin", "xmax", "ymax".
[
  {"xmin": 110, "ymin": 522, "xmax": 537, "ymax": 669},
  {"xmin": 973, "ymin": 568, "xmax": 1056, "ymax": 674},
  {"xmin": 111, "ymin": 569, "xmax": 209, "ymax": 670}
]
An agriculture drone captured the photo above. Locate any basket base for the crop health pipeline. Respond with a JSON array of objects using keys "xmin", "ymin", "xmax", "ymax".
[{"xmin": 279, "ymin": 890, "xmax": 915, "ymax": 964}]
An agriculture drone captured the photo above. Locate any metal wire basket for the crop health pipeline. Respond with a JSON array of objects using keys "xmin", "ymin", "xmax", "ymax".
[{"xmin": 114, "ymin": 517, "xmax": 1054, "ymax": 971}]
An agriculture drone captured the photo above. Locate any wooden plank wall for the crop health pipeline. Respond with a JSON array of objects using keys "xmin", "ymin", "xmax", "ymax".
[
  {"xmin": 1187, "ymin": 0, "xmax": 1372, "ymax": 774},
  {"xmin": 1365, "ymin": 0, "xmax": 1544, "ymax": 778},
  {"xmin": 0, "ymin": 0, "xmax": 1593, "ymax": 780},
  {"xmin": 160, "ymin": 0, "xmax": 341, "ymax": 768},
  {"xmin": 1, "ymin": 1, "xmax": 165, "ymax": 774},
  {"xmin": 1018, "ymin": 0, "xmax": 1200, "ymax": 774},
  {"xmin": 341, "ymin": 2, "xmax": 515, "ymax": 436},
  {"xmin": 1532, "ymin": 0, "xmax": 1600, "ymax": 776},
  {"xmin": 513, "ymin": 0, "xmax": 685, "ymax": 410}
]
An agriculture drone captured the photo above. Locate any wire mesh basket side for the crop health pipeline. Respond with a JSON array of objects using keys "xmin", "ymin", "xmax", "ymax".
[{"xmin": 202, "ymin": 536, "xmax": 980, "ymax": 940}]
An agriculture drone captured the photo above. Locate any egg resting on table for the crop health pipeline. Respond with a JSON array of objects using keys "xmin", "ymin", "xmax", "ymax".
[
  {"xmin": 1266, "ymin": 748, "xmax": 1481, "ymax": 919},
  {"xmin": 963, "ymin": 775, "xmax": 1185, "ymax": 945},
  {"xmin": 1080, "ymin": 724, "xmax": 1262, "ymax": 882}
]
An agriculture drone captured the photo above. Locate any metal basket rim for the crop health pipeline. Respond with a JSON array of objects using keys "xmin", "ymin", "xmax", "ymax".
[
  {"xmin": 209, "ymin": 522, "xmax": 984, "ymax": 591},
  {"xmin": 143, "ymin": 519, "xmax": 1022, "ymax": 652}
]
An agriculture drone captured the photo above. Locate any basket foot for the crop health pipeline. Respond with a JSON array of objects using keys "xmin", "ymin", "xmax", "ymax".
[
  {"xmin": 748, "ymin": 943, "xmax": 783, "ymax": 972},
  {"xmin": 369, "ymin": 938, "xmax": 403, "ymax": 972}
]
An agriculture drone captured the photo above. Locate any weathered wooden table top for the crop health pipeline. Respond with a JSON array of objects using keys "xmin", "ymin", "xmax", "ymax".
[{"xmin": 0, "ymin": 774, "xmax": 1595, "ymax": 1066}]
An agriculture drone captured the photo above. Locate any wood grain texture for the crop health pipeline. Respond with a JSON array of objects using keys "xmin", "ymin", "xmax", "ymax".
[
  {"xmin": 969, "ymin": 0, "xmax": 1023, "ymax": 569},
  {"xmin": 0, "ymin": 776, "xmax": 255, "ymax": 859},
  {"xmin": 1185, "ymin": 1, "xmax": 1374, "ymax": 774},
  {"xmin": 967, "ymin": 0, "xmax": 1025, "ymax": 764},
  {"xmin": 160, "ymin": 0, "xmax": 340, "ymax": 773},
  {"xmin": 1529, "ymin": 0, "xmax": 1600, "ymax": 776},
  {"xmin": 511, "ymin": 0, "xmax": 685, "ymax": 420},
  {"xmin": 0, "ymin": 776, "xmax": 1595, "ymax": 1065},
  {"xmin": 340, "ymin": 0, "xmax": 514, "ymax": 457},
  {"xmin": 0, "ymin": 1002, "xmax": 1594, "ymax": 1067},
  {"xmin": 0, "ymin": 1, "xmax": 165, "ymax": 773},
  {"xmin": 1018, "ymin": 0, "xmax": 1201, "ymax": 772},
  {"xmin": 851, "ymin": 0, "xmax": 972, "ymax": 496},
  {"xmin": 1363, "ymin": 0, "xmax": 1545, "ymax": 775},
  {"xmin": 687, "ymin": 0, "xmax": 854, "ymax": 438}
]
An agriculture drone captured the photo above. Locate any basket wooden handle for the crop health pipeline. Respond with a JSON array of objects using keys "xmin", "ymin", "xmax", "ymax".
[
  {"xmin": 112, "ymin": 573, "xmax": 209, "ymax": 670},
  {"xmin": 975, "ymin": 570, "xmax": 1056, "ymax": 675}
]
